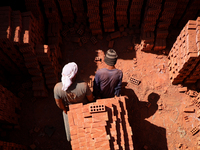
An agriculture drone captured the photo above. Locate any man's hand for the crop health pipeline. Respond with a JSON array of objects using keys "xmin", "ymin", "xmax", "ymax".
[{"xmin": 63, "ymin": 109, "xmax": 67, "ymax": 114}]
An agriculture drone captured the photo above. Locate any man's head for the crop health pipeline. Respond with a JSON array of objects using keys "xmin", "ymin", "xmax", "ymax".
[
  {"xmin": 104, "ymin": 49, "xmax": 118, "ymax": 66},
  {"xmin": 61, "ymin": 62, "xmax": 78, "ymax": 91}
]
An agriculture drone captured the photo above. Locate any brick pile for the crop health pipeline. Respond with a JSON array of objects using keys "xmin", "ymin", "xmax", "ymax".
[
  {"xmin": 0, "ymin": 7, "xmax": 27, "ymax": 73},
  {"xmin": 0, "ymin": 84, "xmax": 21, "ymax": 125},
  {"xmin": 17, "ymin": 11, "xmax": 48, "ymax": 97},
  {"xmin": 24, "ymin": 0, "xmax": 45, "ymax": 43},
  {"xmin": 0, "ymin": 141, "xmax": 27, "ymax": 150},
  {"xmin": 20, "ymin": 12, "xmax": 43, "ymax": 46},
  {"xmin": 170, "ymin": 0, "xmax": 189, "ymax": 28},
  {"xmin": 57, "ymin": 0, "xmax": 74, "ymax": 24},
  {"xmin": 20, "ymin": 46, "xmax": 48, "ymax": 97},
  {"xmin": 154, "ymin": 0, "xmax": 177, "ymax": 51},
  {"xmin": 42, "ymin": 0, "xmax": 61, "ymax": 23},
  {"xmin": 68, "ymin": 96, "xmax": 134, "ymax": 150},
  {"xmin": 35, "ymin": 44, "xmax": 60, "ymax": 89},
  {"xmin": 48, "ymin": 22, "xmax": 62, "ymax": 46},
  {"xmin": 102, "ymin": 0, "xmax": 115, "ymax": 32},
  {"xmin": 168, "ymin": 18, "xmax": 200, "ymax": 84},
  {"xmin": 129, "ymin": 0, "xmax": 143, "ymax": 28},
  {"xmin": 86, "ymin": 0, "xmax": 102, "ymax": 35},
  {"xmin": 71, "ymin": 0, "xmax": 86, "ymax": 24},
  {"xmin": 141, "ymin": 0, "xmax": 162, "ymax": 51},
  {"xmin": 0, "ymin": 50, "xmax": 20, "ymax": 74},
  {"xmin": 116, "ymin": 0, "xmax": 129, "ymax": 28},
  {"xmin": 178, "ymin": 0, "xmax": 200, "ymax": 28}
]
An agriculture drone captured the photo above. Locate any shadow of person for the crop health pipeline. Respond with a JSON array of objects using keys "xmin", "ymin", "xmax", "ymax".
[{"xmin": 121, "ymin": 82, "xmax": 168, "ymax": 150}]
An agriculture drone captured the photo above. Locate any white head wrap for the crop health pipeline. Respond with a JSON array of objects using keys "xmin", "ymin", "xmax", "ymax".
[{"xmin": 61, "ymin": 62, "xmax": 78, "ymax": 91}]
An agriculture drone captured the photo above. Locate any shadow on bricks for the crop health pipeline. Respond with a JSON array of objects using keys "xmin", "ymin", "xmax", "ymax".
[{"xmin": 121, "ymin": 82, "xmax": 168, "ymax": 150}]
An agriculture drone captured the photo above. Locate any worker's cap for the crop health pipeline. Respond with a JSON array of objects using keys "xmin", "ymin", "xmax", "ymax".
[{"xmin": 104, "ymin": 49, "xmax": 118, "ymax": 66}]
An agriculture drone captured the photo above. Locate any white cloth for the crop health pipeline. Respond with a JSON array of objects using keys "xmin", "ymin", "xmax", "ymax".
[{"xmin": 61, "ymin": 62, "xmax": 78, "ymax": 91}]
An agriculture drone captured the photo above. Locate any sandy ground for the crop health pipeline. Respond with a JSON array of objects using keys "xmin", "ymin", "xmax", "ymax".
[{"xmin": 7, "ymin": 30, "xmax": 200, "ymax": 150}]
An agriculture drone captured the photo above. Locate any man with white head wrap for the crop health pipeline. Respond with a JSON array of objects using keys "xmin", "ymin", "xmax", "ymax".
[{"xmin": 54, "ymin": 62, "xmax": 93, "ymax": 142}]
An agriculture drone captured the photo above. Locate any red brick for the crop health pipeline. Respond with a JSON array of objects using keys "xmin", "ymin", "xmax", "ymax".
[
  {"xmin": 184, "ymin": 107, "xmax": 195, "ymax": 113},
  {"xmin": 69, "ymin": 103, "xmax": 83, "ymax": 110},
  {"xmin": 110, "ymin": 31, "xmax": 121, "ymax": 39}
]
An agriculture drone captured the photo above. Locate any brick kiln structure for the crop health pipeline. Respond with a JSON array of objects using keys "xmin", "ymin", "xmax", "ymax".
[
  {"xmin": 168, "ymin": 17, "xmax": 200, "ymax": 85},
  {"xmin": 0, "ymin": 1, "xmax": 200, "ymax": 96},
  {"xmin": 68, "ymin": 96, "xmax": 134, "ymax": 150}
]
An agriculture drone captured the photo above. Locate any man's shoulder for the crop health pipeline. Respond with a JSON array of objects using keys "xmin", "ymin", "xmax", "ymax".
[
  {"xmin": 96, "ymin": 68, "xmax": 107, "ymax": 73},
  {"xmin": 54, "ymin": 82, "xmax": 62, "ymax": 90},
  {"xmin": 75, "ymin": 81, "xmax": 88, "ymax": 87}
]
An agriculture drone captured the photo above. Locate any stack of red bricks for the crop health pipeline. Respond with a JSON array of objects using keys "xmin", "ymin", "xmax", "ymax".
[
  {"xmin": 71, "ymin": 0, "xmax": 86, "ymax": 24},
  {"xmin": 35, "ymin": 44, "xmax": 60, "ymax": 89},
  {"xmin": 68, "ymin": 96, "xmax": 134, "ymax": 150},
  {"xmin": 116, "ymin": 0, "xmax": 129, "ymax": 28},
  {"xmin": 168, "ymin": 18, "xmax": 200, "ymax": 84},
  {"xmin": 86, "ymin": 0, "xmax": 102, "ymax": 35},
  {"xmin": 0, "ymin": 49, "xmax": 21, "ymax": 74},
  {"xmin": 20, "ymin": 12, "xmax": 42, "ymax": 47},
  {"xmin": 0, "ymin": 141, "xmax": 27, "ymax": 150},
  {"xmin": 141, "ymin": 0, "xmax": 162, "ymax": 51},
  {"xmin": 57, "ymin": 0, "xmax": 74, "ymax": 24},
  {"xmin": 154, "ymin": 0, "xmax": 177, "ymax": 51},
  {"xmin": 24, "ymin": 0, "xmax": 45, "ymax": 43},
  {"xmin": 178, "ymin": 0, "xmax": 200, "ymax": 28},
  {"xmin": 129, "ymin": 0, "xmax": 144, "ymax": 28},
  {"xmin": 20, "ymin": 46, "xmax": 48, "ymax": 97},
  {"xmin": 42, "ymin": 0, "xmax": 61, "ymax": 23},
  {"xmin": 0, "ymin": 7, "xmax": 27, "ymax": 73},
  {"xmin": 170, "ymin": 0, "xmax": 189, "ymax": 28},
  {"xmin": 0, "ymin": 84, "xmax": 21, "ymax": 125},
  {"xmin": 102, "ymin": 0, "xmax": 115, "ymax": 32},
  {"xmin": 48, "ymin": 22, "xmax": 62, "ymax": 46}
]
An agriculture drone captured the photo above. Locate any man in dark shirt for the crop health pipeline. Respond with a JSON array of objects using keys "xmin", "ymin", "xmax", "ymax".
[{"xmin": 93, "ymin": 49, "xmax": 123, "ymax": 99}]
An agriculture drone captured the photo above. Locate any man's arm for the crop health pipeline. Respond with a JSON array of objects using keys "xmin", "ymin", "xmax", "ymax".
[
  {"xmin": 55, "ymin": 98, "xmax": 67, "ymax": 114},
  {"xmin": 93, "ymin": 78, "xmax": 101, "ymax": 99},
  {"xmin": 86, "ymin": 93, "xmax": 94, "ymax": 102},
  {"xmin": 114, "ymin": 71, "xmax": 123, "ymax": 97}
]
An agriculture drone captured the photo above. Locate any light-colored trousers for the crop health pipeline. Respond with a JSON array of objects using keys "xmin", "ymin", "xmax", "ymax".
[{"xmin": 63, "ymin": 111, "xmax": 71, "ymax": 142}]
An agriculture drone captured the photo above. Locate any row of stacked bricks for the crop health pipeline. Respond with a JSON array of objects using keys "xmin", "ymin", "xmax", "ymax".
[
  {"xmin": 0, "ymin": 7, "xmax": 27, "ymax": 74},
  {"xmin": 129, "ymin": 0, "xmax": 144, "ymax": 28},
  {"xmin": 0, "ymin": 84, "xmax": 21, "ymax": 125},
  {"xmin": 170, "ymin": 0, "xmax": 189, "ymax": 28},
  {"xmin": 0, "ymin": 141, "xmax": 27, "ymax": 150},
  {"xmin": 42, "ymin": 0, "xmax": 61, "ymax": 23},
  {"xmin": 154, "ymin": 0, "xmax": 177, "ymax": 51},
  {"xmin": 178, "ymin": 0, "xmax": 200, "ymax": 28},
  {"xmin": 0, "ymin": 7, "xmax": 20, "ymax": 74},
  {"xmin": 24, "ymin": 0, "xmax": 45, "ymax": 43},
  {"xmin": 141, "ymin": 0, "xmax": 162, "ymax": 51},
  {"xmin": 116, "ymin": 0, "xmax": 129, "ymax": 28},
  {"xmin": 168, "ymin": 18, "xmax": 200, "ymax": 84},
  {"xmin": 57, "ymin": 0, "xmax": 74, "ymax": 24},
  {"xmin": 19, "ymin": 12, "xmax": 48, "ymax": 97},
  {"xmin": 35, "ymin": 45, "xmax": 60, "ymax": 89},
  {"xmin": 86, "ymin": 0, "xmax": 102, "ymax": 35},
  {"xmin": 68, "ymin": 96, "xmax": 134, "ymax": 150},
  {"xmin": 71, "ymin": 0, "xmax": 86, "ymax": 24},
  {"xmin": 102, "ymin": 0, "xmax": 115, "ymax": 32}
]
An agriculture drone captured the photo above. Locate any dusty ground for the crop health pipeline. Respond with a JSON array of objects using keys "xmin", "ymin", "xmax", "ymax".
[{"xmin": 5, "ymin": 30, "xmax": 200, "ymax": 150}]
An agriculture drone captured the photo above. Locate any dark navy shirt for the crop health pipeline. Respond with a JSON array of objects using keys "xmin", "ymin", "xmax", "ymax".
[{"xmin": 93, "ymin": 68, "xmax": 123, "ymax": 99}]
